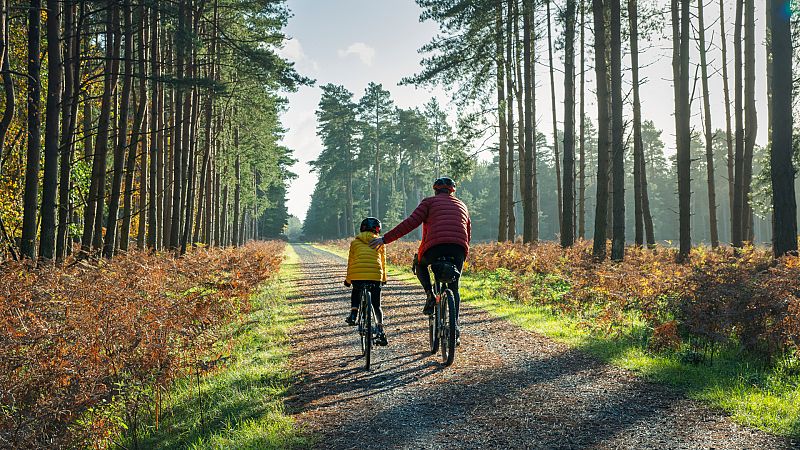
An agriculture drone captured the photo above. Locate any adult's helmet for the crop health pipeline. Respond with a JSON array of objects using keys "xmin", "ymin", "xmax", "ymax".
[
  {"xmin": 360, "ymin": 217, "xmax": 382, "ymax": 233},
  {"xmin": 433, "ymin": 177, "xmax": 456, "ymax": 192}
]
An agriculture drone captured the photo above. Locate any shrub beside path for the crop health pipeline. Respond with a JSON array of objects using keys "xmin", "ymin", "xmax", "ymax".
[{"xmin": 286, "ymin": 244, "xmax": 794, "ymax": 449}]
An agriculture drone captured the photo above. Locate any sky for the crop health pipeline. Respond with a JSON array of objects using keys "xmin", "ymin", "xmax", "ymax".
[
  {"xmin": 277, "ymin": 0, "xmax": 449, "ymax": 221},
  {"xmin": 278, "ymin": 0, "xmax": 771, "ymax": 222}
]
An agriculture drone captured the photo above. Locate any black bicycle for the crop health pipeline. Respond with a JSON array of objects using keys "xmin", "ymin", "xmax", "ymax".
[
  {"xmin": 415, "ymin": 254, "xmax": 460, "ymax": 366},
  {"xmin": 356, "ymin": 282, "xmax": 380, "ymax": 370}
]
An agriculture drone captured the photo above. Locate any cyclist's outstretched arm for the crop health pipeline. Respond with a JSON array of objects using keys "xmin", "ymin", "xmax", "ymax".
[{"xmin": 382, "ymin": 201, "xmax": 429, "ymax": 244}]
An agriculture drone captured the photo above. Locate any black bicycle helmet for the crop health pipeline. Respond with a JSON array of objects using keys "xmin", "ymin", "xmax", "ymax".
[
  {"xmin": 433, "ymin": 177, "xmax": 456, "ymax": 192},
  {"xmin": 360, "ymin": 217, "xmax": 382, "ymax": 233}
]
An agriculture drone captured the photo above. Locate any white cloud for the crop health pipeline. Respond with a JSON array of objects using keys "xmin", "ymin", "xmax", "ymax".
[
  {"xmin": 278, "ymin": 38, "xmax": 319, "ymax": 74},
  {"xmin": 337, "ymin": 42, "xmax": 376, "ymax": 66}
]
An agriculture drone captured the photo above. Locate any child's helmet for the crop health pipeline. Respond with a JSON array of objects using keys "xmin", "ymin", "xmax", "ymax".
[
  {"xmin": 360, "ymin": 217, "xmax": 382, "ymax": 233},
  {"xmin": 433, "ymin": 177, "xmax": 456, "ymax": 192}
]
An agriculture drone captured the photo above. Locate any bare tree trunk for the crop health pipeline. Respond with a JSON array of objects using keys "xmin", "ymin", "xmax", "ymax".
[
  {"xmin": 742, "ymin": 0, "xmax": 756, "ymax": 243},
  {"xmin": 496, "ymin": 0, "xmax": 509, "ymax": 242},
  {"xmin": 21, "ymin": 0, "xmax": 42, "ymax": 259},
  {"xmin": 766, "ymin": 0, "xmax": 773, "ymax": 148},
  {"xmin": 523, "ymin": 0, "xmax": 536, "ymax": 243},
  {"xmin": 732, "ymin": 0, "xmax": 744, "ymax": 247},
  {"xmin": 57, "ymin": 0, "xmax": 79, "ymax": 260},
  {"xmin": 562, "ymin": 0, "xmax": 576, "ymax": 247},
  {"xmin": 39, "ymin": 0, "xmax": 61, "ymax": 260},
  {"xmin": 104, "ymin": 0, "xmax": 133, "ymax": 258},
  {"xmin": 578, "ymin": 0, "xmax": 586, "ymax": 239},
  {"xmin": 698, "ymin": 0, "xmax": 719, "ymax": 248},
  {"xmin": 716, "ymin": 0, "xmax": 735, "ymax": 233},
  {"xmin": 147, "ymin": 4, "xmax": 161, "ymax": 249},
  {"xmin": 547, "ymin": 0, "xmax": 562, "ymax": 233},
  {"xmin": 770, "ymin": 0, "xmax": 798, "ymax": 256},
  {"xmin": 232, "ymin": 128, "xmax": 241, "ymax": 247},
  {"xmin": 512, "ymin": 0, "xmax": 523, "ymax": 240},
  {"xmin": 0, "ymin": 0, "xmax": 14, "ymax": 166},
  {"xmin": 592, "ymin": 0, "xmax": 610, "ymax": 260},
  {"xmin": 629, "ymin": 0, "xmax": 643, "ymax": 247},
  {"xmin": 169, "ymin": 1, "xmax": 186, "ymax": 250},
  {"xmin": 610, "ymin": 0, "xmax": 624, "ymax": 260},
  {"xmin": 673, "ymin": 0, "xmax": 692, "ymax": 259},
  {"xmin": 40, "ymin": 27, "xmax": 65, "ymax": 265},
  {"xmin": 123, "ymin": 5, "xmax": 148, "ymax": 251}
]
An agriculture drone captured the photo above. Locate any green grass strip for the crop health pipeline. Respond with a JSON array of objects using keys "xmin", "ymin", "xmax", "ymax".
[
  {"xmin": 135, "ymin": 245, "xmax": 312, "ymax": 449},
  {"xmin": 317, "ymin": 243, "xmax": 799, "ymax": 438}
]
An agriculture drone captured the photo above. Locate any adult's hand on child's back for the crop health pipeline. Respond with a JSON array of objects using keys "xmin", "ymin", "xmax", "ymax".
[{"xmin": 369, "ymin": 237, "xmax": 384, "ymax": 249}]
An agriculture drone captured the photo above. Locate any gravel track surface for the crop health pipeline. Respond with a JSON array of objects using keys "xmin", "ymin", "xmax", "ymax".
[{"xmin": 286, "ymin": 244, "xmax": 795, "ymax": 449}]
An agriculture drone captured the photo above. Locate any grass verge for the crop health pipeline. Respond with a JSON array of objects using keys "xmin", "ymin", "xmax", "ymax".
[
  {"xmin": 316, "ymin": 243, "xmax": 799, "ymax": 438},
  {"xmin": 134, "ymin": 245, "xmax": 311, "ymax": 449}
]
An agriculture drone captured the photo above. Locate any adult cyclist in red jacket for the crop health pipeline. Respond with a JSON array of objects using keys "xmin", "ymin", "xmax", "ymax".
[{"xmin": 370, "ymin": 177, "xmax": 471, "ymax": 320}]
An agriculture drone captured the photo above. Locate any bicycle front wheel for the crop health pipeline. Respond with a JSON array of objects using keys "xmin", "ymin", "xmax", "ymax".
[{"xmin": 440, "ymin": 289, "xmax": 457, "ymax": 366}]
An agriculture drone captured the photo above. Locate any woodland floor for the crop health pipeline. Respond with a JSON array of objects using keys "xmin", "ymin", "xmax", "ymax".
[{"xmin": 285, "ymin": 244, "xmax": 797, "ymax": 450}]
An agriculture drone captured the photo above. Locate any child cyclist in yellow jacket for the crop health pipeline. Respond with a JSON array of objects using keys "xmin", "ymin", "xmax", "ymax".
[{"xmin": 344, "ymin": 217, "xmax": 388, "ymax": 346}]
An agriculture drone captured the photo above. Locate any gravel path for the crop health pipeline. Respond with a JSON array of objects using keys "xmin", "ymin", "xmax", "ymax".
[{"xmin": 285, "ymin": 244, "xmax": 796, "ymax": 449}]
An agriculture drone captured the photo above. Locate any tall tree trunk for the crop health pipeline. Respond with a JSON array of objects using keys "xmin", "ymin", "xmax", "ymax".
[
  {"xmin": 169, "ymin": 1, "xmax": 186, "ymax": 250},
  {"xmin": 39, "ymin": 0, "xmax": 62, "ymax": 260},
  {"xmin": 0, "ymin": 0, "xmax": 14, "ymax": 165},
  {"xmin": 523, "ymin": 0, "xmax": 535, "ymax": 244},
  {"xmin": 496, "ymin": 0, "xmax": 509, "ymax": 242},
  {"xmin": 610, "ymin": 0, "xmax": 624, "ymax": 260},
  {"xmin": 629, "ymin": 0, "xmax": 643, "ymax": 247},
  {"xmin": 766, "ymin": 0, "xmax": 773, "ymax": 148},
  {"xmin": 512, "ymin": 0, "xmax": 523, "ymax": 240},
  {"xmin": 770, "ymin": 0, "xmax": 798, "ymax": 256},
  {"xmin": 633, "ymin": 0, "xmax": 655, "ymax": 249},
  {"xmin": 592, "ymin": 0, "xmax": 610, "ymax": 260},
  {"xmin": 147, "ymin": 4, "xmax": 161, "ymax": 249},
  {"xmin": 547, "ymin": 0, "xmax": 562, "ymax": 233},
  {"xmin": 742, "ymin": 0, "xmax": 756, "ymax": 243},
  {"xmin": 674, "ymin": 0, "xmax": 692, "ymax": 259},
  {"xmin": 718, "ymin": 0, "xmax": 735, "ymax": 231},
  {"xmin": 123, "ymin": 5, "xmax": 148, "ymax": 251},
  {"xmin": 373, "ymin": 102, "xmax": 381, "ymax": 218},
  {"xmin": 698, "ymin": 0, "xmax": 719, "ymax": 248},
  {"xmin": 578, "ymin": 0, "xmax": 586, "ymax": 239},
  {"xmin": 562, "ymin": 0, "xmax": 576, "ymax": 247},
  {"xmin": 732, "ymin": 0, "xmax": 744, "ymax": 247},
  {"xmin": 506, "ymin": 0, "xmax": 516, "ymax": 241},
  {"xmin": 104, "ymin": 0, "xmax": 134, "ymax": 258},
  {"xmin": 232, "ymin": 128, "xmax": 241, "ymax": 247},
  {"xmin": 21, "ymin": 0, "xmax": 42, "ymax": 259},
  {"xmin": 57, "ymin": 0, "xmax": 79, "ymax": 260},
  {"xmin": 82, "ymin": 4, "xmax": 119, "ymax": 252}
]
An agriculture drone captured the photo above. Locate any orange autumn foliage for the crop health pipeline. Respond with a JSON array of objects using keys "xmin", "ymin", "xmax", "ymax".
[{"xmin": 0, "ymin": 241, "xmax": 285, "ymax": 448}]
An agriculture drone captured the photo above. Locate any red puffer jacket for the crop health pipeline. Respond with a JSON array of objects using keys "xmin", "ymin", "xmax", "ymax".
[{"xmin": 383, "ymin": 192, "xmax": 471, "ymax": 258}]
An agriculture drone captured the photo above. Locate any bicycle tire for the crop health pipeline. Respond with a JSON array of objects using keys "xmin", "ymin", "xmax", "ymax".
[
  {"xmin": 440, "ymin": 289, "xmax": 457, "ymax": 366},
  {"xmin": 428, "ymin": 307, "xmax": 439, "ymax": 354},
  {"xmin": 363, "ymin": 290, "xmax": 373, "ymax": 370}
]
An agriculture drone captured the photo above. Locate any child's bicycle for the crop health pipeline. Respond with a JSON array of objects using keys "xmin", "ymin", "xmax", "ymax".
[
  {"xmin": 355, "ymin": 281, "xmax": 381, "ymax": 370},
  {"xmin": 414, "ymin": 254, "xmax": 460, "ymax": 367}
]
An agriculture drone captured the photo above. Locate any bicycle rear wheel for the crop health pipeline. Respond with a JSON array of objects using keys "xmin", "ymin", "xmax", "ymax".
[
  {"xmin": 428, "ymin": 306, "xmax": 439, "ymax": 354},
  {"xmin": 362, "ymin": 290, "xmax": 373, "ymax": 370},
  {"xmin": 440, "ymin": 289, "xmax": 457, "ymax": 366}
]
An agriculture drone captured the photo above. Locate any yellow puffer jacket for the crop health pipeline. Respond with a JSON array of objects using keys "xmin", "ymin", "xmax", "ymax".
[{"xmin": 345, "ymin": 231, "xmax": 387, "ymax": 284}]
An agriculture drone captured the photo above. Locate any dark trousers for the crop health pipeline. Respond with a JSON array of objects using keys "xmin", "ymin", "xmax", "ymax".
[
  {"xmin": 417, "ymin": 244, "xmax": 465, "ymax": 319},
  {"xmin": 350, "ymin": 281, "xmax": 383, "ymax": 324}
]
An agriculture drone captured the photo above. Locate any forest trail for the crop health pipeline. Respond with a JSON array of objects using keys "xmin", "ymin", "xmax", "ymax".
[{"xmin": 285, "ymin": 244, "xmax": 792, "ymax": 449}]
